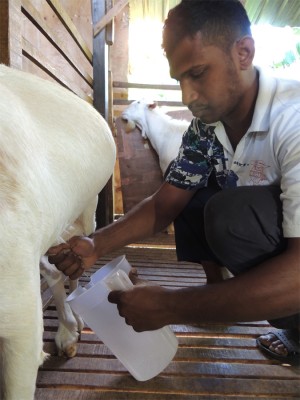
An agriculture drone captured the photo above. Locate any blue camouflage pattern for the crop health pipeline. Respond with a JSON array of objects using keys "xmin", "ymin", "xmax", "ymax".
[{"xmin": 165, "ymin": 119, "xmax": 238, "ymax": 189}]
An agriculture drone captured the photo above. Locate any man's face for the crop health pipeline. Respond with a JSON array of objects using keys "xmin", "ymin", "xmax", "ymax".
[{"xmin": 168, "ymin": 32, "xmax": 243, "ymax": 124}]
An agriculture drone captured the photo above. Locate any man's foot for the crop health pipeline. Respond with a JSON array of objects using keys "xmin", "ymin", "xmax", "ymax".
[{"xmin": 256, "ymin": 330, "xmax": 300, "ymax": 365}]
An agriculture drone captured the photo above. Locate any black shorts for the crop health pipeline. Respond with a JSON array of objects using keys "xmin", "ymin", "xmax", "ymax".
[{"xmin": 174, "ymin": 176, "xmax": 286, "ymax": 275}]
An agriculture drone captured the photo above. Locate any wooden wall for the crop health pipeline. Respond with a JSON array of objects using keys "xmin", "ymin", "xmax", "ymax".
[{"xmin": 0, "ymin": 0, "xmax": 93, "ymax": 102}]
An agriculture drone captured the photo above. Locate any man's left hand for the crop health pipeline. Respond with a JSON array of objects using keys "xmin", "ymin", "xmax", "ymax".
[{"xmin": 108, "ymin": 285, "xmax": 172, "ymax": 332}]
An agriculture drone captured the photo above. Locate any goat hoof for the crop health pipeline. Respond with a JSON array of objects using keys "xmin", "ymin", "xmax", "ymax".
[{"xmin": 58, "ymin": 343, "xmax": 77, "ymax": 358}]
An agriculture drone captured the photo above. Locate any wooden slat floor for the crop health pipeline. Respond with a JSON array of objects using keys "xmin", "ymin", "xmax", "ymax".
[{"xmin": 36, "ymin": 233, "xmax": 300, "ymax": 399}]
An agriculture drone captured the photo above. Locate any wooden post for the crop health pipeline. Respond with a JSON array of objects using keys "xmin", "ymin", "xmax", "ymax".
[
  {"xmin": 92, "ymin": 0, "xmax": 114, "ymax": 228},
  {"xmin": 0, "ymin": 0, "xmax": 22, "ymax": 68},
  {"xmin": 0, "ymin": 0, "xmax": 9, "ymax": 65},
  {"xmin": 94, "ymin": 0, "xmax": 129, "ymax": 37}
]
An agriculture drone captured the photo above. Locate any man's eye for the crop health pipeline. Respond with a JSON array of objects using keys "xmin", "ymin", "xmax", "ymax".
[
  {"xmin": 190, "ymin": 69, "xmax": 206, "ymax": 80},
  {"xmin": 190, "ymin": 72, "xmax": 203, "ymax": 80}
]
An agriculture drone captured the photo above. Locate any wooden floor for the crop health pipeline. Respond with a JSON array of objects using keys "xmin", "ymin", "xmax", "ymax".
[{"xmin": 36, "ymin": 233, "xmax": 300, "ymax": 400}]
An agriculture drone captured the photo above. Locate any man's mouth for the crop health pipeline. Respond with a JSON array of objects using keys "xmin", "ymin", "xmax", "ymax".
[{"xmin": 188, "ymin": 104, "xmax": 208, "ymax": 116}]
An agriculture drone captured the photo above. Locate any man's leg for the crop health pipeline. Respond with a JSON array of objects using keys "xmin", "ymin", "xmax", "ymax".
[
  {"xmin": 204, "ymin": 185, "xmax": 299, "ymax": 362},
  {"xmin": 174, "ymin": 184, "xmax": 299, "ymax": 361},
  {"xmin": 173, "ymin": 177, "xmax": 225, "ymax": 284}
]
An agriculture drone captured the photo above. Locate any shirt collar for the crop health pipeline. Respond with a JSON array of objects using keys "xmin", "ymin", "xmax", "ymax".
[{"xmin": 246, "ymin": 66, "xmax": 277, "ymax": 134}]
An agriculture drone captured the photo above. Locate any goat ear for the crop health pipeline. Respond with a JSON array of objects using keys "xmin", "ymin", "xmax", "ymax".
[{"xmin": 148, "ymin": 102, "xmax": 157, "ymax": 110}]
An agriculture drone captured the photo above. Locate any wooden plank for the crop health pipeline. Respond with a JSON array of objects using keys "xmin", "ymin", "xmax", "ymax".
[
  {"xmin": 114, "ymin": 155, "xmax": 124, "ymax": 215},
  {"xmin": 113, "ymin": 81, "xmax": 181, "ymax": 90},
  {"xmin": 41, "ymin": 331, "xmax": 280, "ymax": 363},
  {"xmin": 0, "ymin": 0, "xmax": 9, "ymax": 64},
  {"xmin": 7, "ymin": 0, "xmax": 22, "ymax": 69},
  {"xmin": 105, "ymin": 0, "xmax": 114, "ymax": 46},
  {"xmin": 92, "ymin": 0, "xmax": 114, "ymax": 228},
  {"xmin": 92, "ymin": 0, "xmax": 108, "ymax": 119},
  {"xmin": 114, "ymin": 99, "xmax": 185, "ymax": 107},
  {"xmin": 22, "ymin": 36, "xmax": 93, "ymax": 102},
  {"xmin": 43, "ymin": 317, "xmax": 280, "ymax": 339},
  {"xmin": 22, "ymin": 0, "xmax": 93, "ymax": 86},
  {"xmin": 46, "ymin": 0, "xmax": 92, "ymax": 62},
  {"xmin": 59, "ymin": 0, "xmax": 93, "ymax": 52},
  {"xmin": 94, "ymin": 0, "xmax": 129, "ymax": 37},
  {"xmin": 39, "ymin": 353, "xmax": 300, "ymax": 379},
  {"xmin": 108, "ymin": 69, "xmax": 114, "ymax": 129},
  {"xmin": 35, "ymin": 371, "xmax": 300, "ymax": 396},
  {"xmin": 43, "ymin": 328, "xmax": 268, "ymax": 347},
  {"xmin": 34, "ymin": 389, "xmax": 298, "ymax": 400}
]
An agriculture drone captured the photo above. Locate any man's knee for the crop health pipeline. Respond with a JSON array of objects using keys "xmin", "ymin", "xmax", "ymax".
[
  {"xmin": 204, "ymin": 187, "xmax": 250, "ymax": 244},
  {"xmin": 203, "ymin": 186, "xmax": 285, "ymax": 273}
]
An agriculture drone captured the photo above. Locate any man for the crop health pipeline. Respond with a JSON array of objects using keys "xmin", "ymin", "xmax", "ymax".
[{"xmin": 49, "ymin": 0, "xmax": 300, "ymax": 364}]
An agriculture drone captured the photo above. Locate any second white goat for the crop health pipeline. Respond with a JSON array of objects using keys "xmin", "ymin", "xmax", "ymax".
[{"xmin": 121, "ymin": 100, "xmax": 190, "ymax": 175}]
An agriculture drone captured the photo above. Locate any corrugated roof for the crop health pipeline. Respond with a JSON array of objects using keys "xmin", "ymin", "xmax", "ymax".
[
  {"xmin": 242, "ymin": 0, "xmax": 300, "ymax": 27},
  {"xmin": 129, "ymin": 1, "xmax": 300, "ymax": 28}
]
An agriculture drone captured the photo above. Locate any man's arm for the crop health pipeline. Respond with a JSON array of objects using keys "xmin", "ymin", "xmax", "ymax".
[
  {"xmin": 48, "ymin": 182, "xmax": 195, "ymax": 279},
  {"xmin": 92, "ymin": 182, "xmax": 195, "ymax": 257},
  {"xmin": 109, "ymin": 237, "xmax": 300, "ymax": 331}
]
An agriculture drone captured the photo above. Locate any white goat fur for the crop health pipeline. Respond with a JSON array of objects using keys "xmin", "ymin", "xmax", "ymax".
[
  {"xmin": 0, "ymin": 65, "xmax": 116, "ymax": 400},
  {"xmin": 122, "ymin": 100, "xmax": 190, "ymax": 175}
]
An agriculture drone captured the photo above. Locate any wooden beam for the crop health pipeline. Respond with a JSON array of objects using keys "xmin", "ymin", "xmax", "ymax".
[
  {"xmin": 7, "ymin": 0, "xmax": 22, "ymax": 69},
  {"xmin": 0, "ymin": 0, "xmax": 9, "ymax": 65},
  {"xmin": 113, "ymin": 81, "xmax": 181, "ymax": 90},
  {"xmin": 92, "ymin": 0, "xmax": 114, "ymax": 227},
  {"xmin": 105, "ymin": 0, "xmax": 114, "ymax": 46},
  {"xmin": 114, "ymin": 99, "xmax": 185, "ymax": 107},
  {"xmin": 94, "ymin": 0, "xmax": 129, "ymax": 37}
]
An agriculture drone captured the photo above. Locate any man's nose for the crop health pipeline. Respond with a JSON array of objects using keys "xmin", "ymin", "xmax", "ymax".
[{"xmin": 181, "ymin": 80, "xmax": 198, "ymax": 106}]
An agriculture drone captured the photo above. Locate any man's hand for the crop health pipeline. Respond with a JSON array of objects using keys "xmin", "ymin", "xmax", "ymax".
[
  {"xmin": 47, "ymin": 236, "xmax": 98, "ymax": 280},
  {"xmin": 108, "ymin": 285, "xmax": 173, "ymax": 332}
]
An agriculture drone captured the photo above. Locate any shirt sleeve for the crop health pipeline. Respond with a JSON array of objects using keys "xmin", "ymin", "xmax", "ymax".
[{"xmin": 276, "ymin": 110, "xmax": 300, "ymax": 237}]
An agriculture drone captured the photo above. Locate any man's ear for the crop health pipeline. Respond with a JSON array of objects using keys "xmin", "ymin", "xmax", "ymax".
[{"xmin": 235, "ymin": 36, "xmax": 255, "ymax": 70}]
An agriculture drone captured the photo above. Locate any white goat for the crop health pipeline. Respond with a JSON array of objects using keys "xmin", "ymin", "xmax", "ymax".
[
  {"xmin": 121, "ymin": 100, "xmax": 190, "ymax": 175},
  {"xmin": 0, "ymin": 65, "xmax": 116, "ymax": 400}
]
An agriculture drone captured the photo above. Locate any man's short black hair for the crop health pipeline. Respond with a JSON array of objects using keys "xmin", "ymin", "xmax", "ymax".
[{"xmin": 162, "ymin": 0, "xmax": 252, "ymax": 56}]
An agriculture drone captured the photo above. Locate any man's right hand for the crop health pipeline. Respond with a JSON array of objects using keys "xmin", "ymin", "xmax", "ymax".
[{"xmin": 47, "ymin": 236, "xmax": 98, "ymax": 280}]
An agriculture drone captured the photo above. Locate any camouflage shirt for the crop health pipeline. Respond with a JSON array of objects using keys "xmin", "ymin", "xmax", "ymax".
[{"xmin": 165, "ymin": 118, "xmax": 238, "ymax": 190}]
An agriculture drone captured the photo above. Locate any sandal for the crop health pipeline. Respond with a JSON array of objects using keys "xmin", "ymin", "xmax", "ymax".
[{"xmin": 256, "ymin": 329, "xmax": 300, "ymax": 365}]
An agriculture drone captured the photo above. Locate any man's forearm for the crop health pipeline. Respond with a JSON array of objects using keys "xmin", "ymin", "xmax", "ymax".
[
  {"xmin": 168, "ymin": 248, "xmax": 300, "ymax": 325},
  {"xmin": 92, "ymin": 196, "xmax": 173, "ymax": 258}
]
